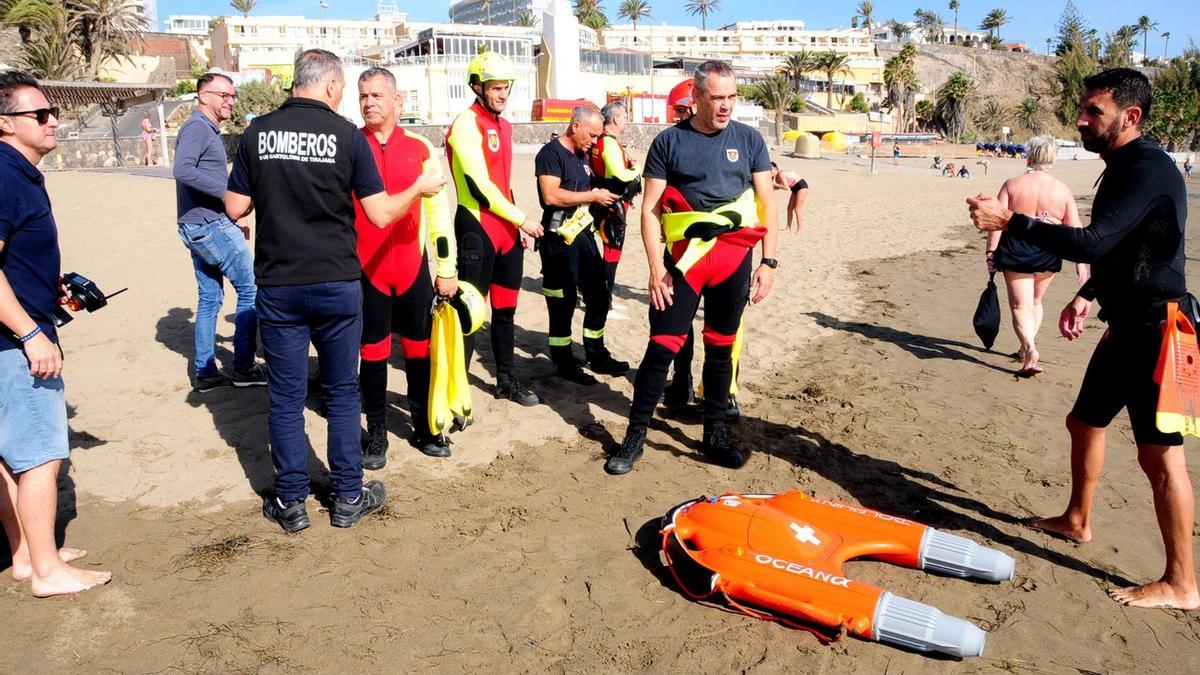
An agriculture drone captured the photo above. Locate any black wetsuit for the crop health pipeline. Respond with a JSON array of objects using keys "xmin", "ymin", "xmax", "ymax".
[{"xmin": 1006, "ymin": 137, "xmax": 1188, "ymax": 444}]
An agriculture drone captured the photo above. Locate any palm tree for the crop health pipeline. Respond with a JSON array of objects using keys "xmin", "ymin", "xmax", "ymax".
[
  {"xmin": 949, "ymin": 0, "xmax": 959, "ymax": 44},
  {"xmin": 914, "ymin": 9, "xmax": 945, "ymax": 44},
  {"xmin": 883, "ymin": 42, "xmax": 918, "ymax": 131},
  {"xmin": 618, "ymin": 0, "xmax": 651, "ymax": 30},
  {"xmin": 815, "ymin": 50, "xmax": 851, "ymax": 109},
  {"xmin": 229, "ymin": 0, "xmax": 256, "ymax": 18},
  {"xmin": 979, "ymin": 9, "xmax": 1010, "ymax": 43},
  {"xmin": 1135, "ymin": 15, "xmax": 1157, "ymax": 63},
  {"xmin": 972, "ymin": 98, "xmax": 1010, "ymax": 138},
  {"xmin": 481, "ymin": 0, "xmax": 491, "ymax": 25},
  {"xmin": 884, "ymin": 18, "xmax": 910, "ymax": 42},
  {"xmin": 935, "ymin": 71, "xmax": 976, "ymax": 142},
  {"xmin": 1014, "ymin": 96, "xmax": 1046, "ymax": 135},
  {"xmin": 855, "ymin": 1, "xmax": 874, "ymax": 30},
  {"xmin": 1116, "ymin": 24, "xmax": 1139, "ymax": 63},
  {"xmin": 683, "ymin": 0, "xmax": 721, "ymax": 31},
  {"xmin": 754, "ymin": 74, "xmax": 792, "ymax": 143},
  {"xmin": 780, "ymin": 51, "xmax": 815, "ymax": 93},
  {"xmin": 4, "ymin": 0, "xmax": 81, "ymax": 78},
  {"xmin": 1162, "ymin": 31, "xmax": 1170, "ymax": 60},
  {"xmin": 70, "ymin": 0, "xmax": 147, "ymax": 78},
  {"xmin": 514, "ymin": 8, "xmax": 538, "ymax": 27},
  {"xmin": 573, "ymin": 0, "xmax": 598, "ymax": 22}
]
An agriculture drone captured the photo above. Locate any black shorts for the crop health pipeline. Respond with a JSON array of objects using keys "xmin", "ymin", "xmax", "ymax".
[{"xmin": 1070, "ymin": 322, "xmax": 1183, "ymax": 446}]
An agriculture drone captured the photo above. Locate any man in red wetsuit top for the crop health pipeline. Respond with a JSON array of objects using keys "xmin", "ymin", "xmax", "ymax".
[
  {"xmin": 446, "ymin": 48, "xmax": 543, "ymax": 406},
  {"xmin": 355, "ymin": 68, "xmax": 458, "ymax": 465},
  {"xmin": 605, "ymin": 60, "xmax": 779, "ymax": 476}
]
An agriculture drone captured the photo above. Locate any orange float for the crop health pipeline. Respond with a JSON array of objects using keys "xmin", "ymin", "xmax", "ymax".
[
  {"xmin": 1154, "ymin": 301, "xmax": 1200, "ymax": 437},
  {"xmin": 661, "ymin": 491, "xmax": 1014, "ymax": 657}
]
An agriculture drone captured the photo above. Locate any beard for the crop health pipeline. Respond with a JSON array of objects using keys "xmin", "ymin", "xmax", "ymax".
[{"xmin": 1079, "ymin": 118, "xmax": 1121, "ymax": 153}]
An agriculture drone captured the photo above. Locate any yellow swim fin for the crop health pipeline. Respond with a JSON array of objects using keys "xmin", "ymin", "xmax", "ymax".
[{"xmin": 428, "ymin": 302, "xmax": 453, "ymax": 436}]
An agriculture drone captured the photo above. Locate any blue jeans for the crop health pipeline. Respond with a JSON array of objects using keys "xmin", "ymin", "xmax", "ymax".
[
  {"xmin": 178, "ymin": 218, "xmax": 258, "ymax": 378},
  {"xmin": 257, "ymin": 281, "xmax": 363, "ymax": 501}
]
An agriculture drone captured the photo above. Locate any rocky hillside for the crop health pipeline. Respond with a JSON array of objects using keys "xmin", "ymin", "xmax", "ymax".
[{"xmin": 879, "ymin": 42, "xmax": 1055, "ymax": 107}]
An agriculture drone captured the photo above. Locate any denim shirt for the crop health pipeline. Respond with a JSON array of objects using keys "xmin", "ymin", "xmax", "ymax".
[{"xmin": 173, "ymin": 109, "xmax": 229, "ymax": 225}]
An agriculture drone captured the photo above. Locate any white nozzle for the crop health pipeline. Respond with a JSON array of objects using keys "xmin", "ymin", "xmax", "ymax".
[
  {"xmin": 873, "ymin": 592, "xmax": 987, "ymax": 658},
  {"xmin": 919, "ymin": 528, "xmax": 1015, "ymax": 582}
]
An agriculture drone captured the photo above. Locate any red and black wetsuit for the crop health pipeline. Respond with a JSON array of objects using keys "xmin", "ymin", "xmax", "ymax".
[
  {"xmin": 628, "ymin": 119, "xmax": 772, "ymax": 429},
  {"xmin": 445, "ymin": 101, "xmax": 526, "ymax": 381},
  {"xmin": 354, "ymin": 126, "xmax": 455, "ymax": 440},
  {"xmin": 588, "ymin": 132, "xmax": 640, "ymax": 293}
]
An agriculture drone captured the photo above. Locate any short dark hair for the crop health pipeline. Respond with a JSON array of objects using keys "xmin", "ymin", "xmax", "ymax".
[
  {"xmin": 0, "ymin": 70, "xmax": 41, "ymax": 115},
  {"xmin": 293, "ymin": 49, "xmax": 342, "ymax": 91},
  {"xmin": 358, "ymin": 67, "xmax": 396, "ymax": 91},
  {"xmin": 1083, "ymin": 68, "xmax": 1152, "ymax": 126},
  {"xmin": 694, "ymin": 60, "xmax": 735, "ymax": 93},
  {"xmin": 196, "ymin": 70, "xmax": 234, "ymax": 94}
]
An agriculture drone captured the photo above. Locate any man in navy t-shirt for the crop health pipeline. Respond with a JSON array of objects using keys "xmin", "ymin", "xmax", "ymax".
[
  {"xmin": 533, "ymin": 106, "xmax": 625, "ymax": 384},
  {"xmin": 226, "ymin": 50, "xmax": 446, "ymax": 532},
  {"xmin": 0, "ymin": 71, "xmax": 112, "ymax": 596},
  {"xmin": 605, "ymin": 60, "xmax": 779, "ymax": 476}
]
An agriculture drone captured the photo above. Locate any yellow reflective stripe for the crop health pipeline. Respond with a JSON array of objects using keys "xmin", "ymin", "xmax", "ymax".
[
  {"xmin": 414, "ymin": 134, "xmax": 457, "ymax": 278},
  {"xmin": 672, "ymin": 238, "xmax": 717, "ymax": 275},
  {"xmin": 447, "ymin": 109, "xmax": 526, "ymax": 227},
  {"xmin": 601, "ymin": 138, "xmax": 640, "ymax": 183},
  {"xmin": 542, "ymin": 287, "xmax": 564, "ymax": 298},
  {"xmin": 548, "ymin": 335, "xmax": 572, "ymax": 347},
  {"xmin": 583, "ymin": 327, "xmax": 605, "ymax": 339}
]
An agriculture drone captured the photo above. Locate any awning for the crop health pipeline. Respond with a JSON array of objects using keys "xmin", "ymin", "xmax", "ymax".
[{"xmin": 39, "ymin": 80, "xmax": 174, "ymax": 109}]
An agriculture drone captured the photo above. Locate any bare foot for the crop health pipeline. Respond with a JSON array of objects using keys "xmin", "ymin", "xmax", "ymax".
[
  {"xmin": 1026, "ymin": 515, "xmax": 1090, "ymax": 543},
  {"xmin": 30, "ymin": 564, "xmax": 112, "ymax": 598},
  {"xmin": 1110, "ymin": 580, "xmax": 1200, "ymax": 610},
  {"xmin": 11, "ymin": 547, "xmax": 88, "ymax": 581}
]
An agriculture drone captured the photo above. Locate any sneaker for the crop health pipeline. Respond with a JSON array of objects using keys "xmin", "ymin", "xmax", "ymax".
[
  {"xmin": 193, "ymin": 373, "xmax": 231, "ymax": 393},
  {"xmin": 496, "ymin": 376, "xmax": 541, "ymax": 406},
  {"xmin": 231, "ymin": 362, "xmax": 269, "ymax": 387},
  {"xmin": 587, "ymin": 351, "xmax": 630, "ymax": 376},
  {"xmin": 556, "ymin": 362, "xmax": 598, "ymax": 386},
  {"xmin": 604, "ymin": 426, "xmax": 646, "ymax": 475},
  {"xmin": 413, "ymin": 433, "xmax": 451, "ymax": 458},
  {"xmin": 262, "ymin": 495, "xmax": 311, "ymax": 533},
  {"xmin": 330, "ymin": 480, "xmax": 387, "ymax": 528},
  {"xmin": 362, "ymin": 421, "xmax": 388, "ymax": 470},
  {"xmin": 726, "ymin": 395, "xmax": 742, "ymax": 424},
  {"xmin": 701, "ymin": 422, "xmax": 748, "ymax": 469}
]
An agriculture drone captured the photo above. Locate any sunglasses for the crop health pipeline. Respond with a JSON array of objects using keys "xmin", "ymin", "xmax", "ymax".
[{"xmin": 1, "ymin": 107, "xmax": 59, "ymax": 125}]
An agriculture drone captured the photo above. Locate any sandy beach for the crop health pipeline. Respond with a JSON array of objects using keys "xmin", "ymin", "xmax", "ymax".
[{"xmin": 2, "ymin": 145, "xmax": 1197, "ymax": 672}]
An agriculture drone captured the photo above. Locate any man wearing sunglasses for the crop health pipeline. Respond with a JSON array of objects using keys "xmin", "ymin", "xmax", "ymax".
[
  {"xmin": 173, "ymin": 70, "xmax": 267, "ymax": 393},
  {"xmin": 0, "ymin": 70, "xmax": 112, "ymax": 596}
]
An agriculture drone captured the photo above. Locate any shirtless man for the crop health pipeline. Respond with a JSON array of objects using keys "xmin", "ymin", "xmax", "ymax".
[
  {"xmin": 969, "ymin": 69, "xmax": 1198, "ymax": 610},
  {"xmin": 985, "ymin": 136, "xmax": 1087, "ymax": 376}
]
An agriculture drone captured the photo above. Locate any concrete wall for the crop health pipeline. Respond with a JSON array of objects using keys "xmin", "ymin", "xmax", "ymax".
[{"xmin": 41, "ymin": 137, "xmax": 174, "ymax": 169}]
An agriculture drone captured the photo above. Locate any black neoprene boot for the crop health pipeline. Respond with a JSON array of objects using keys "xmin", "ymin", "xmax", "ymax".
[{"xmin": 363, "ymin": 420, "xmax": 388, "ymax": 470}]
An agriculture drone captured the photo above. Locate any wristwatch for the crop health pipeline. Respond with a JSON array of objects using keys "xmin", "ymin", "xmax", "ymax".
[{"xmin": 760, "ymin": 257, "xmax": 779, "ymax": 269}]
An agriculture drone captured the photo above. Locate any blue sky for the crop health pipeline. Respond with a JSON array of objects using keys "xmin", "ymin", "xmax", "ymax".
[{"xmin": 158, "ymin": 0, "xmax": 1198, "ymax": 58}]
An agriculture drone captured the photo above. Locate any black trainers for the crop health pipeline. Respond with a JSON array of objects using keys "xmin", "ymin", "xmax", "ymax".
[
  {"xmin": 496, "ymin": 376, "xmax": 541, "ymax": 406},
  {"xmin": 262, "ymin": 495, "xmax": 311, "ymax": 533},
  {"xmin": 330, "ymin": 480, "xmax": 387, "ymax": 528},
  {"xmin": 231, "ymin": 362, "xmax": 268, "ymax": 387},
  {"xmin": 604, "ymin": 426, "xmax": 646, "ymax": 475},
  {"xmin": 413, "ymin": 433, "xmax": 451, "ymax": 458},
  {"xmin": 362, "ymin": 421, "xmax": 388, "ymax": 470},
  {"xmin": 701, "ymin": 422, "xmax": 748, "ymax": 469},
  {"xmin": 587, "ymin": 351, "xmax": 630, "ymax": 375},
  {"xmin": 726, "ymin": 395, "xmax": 742, "ymax": 424},
  {"xmin": 557, "ymin": 362, "xmax": 599, "ymax": 386},
  {"xmin": 193, "ymin": 373, "xmax": 232, "ymax": 393}
]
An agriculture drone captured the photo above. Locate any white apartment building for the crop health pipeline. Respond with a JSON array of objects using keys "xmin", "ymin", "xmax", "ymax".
[
  {"xmin": 873, "ymin": 23, "xmax": 990, "ymax": 48},
  {"xmin": 449, "ymin": 0, "xmax": 551, "ymax": 26},
  {"xmin": 211, "ymin": 11, "xmax": 411, "ymax": 79},
  {"xmin": 128, "ymin": 0, "xmax": 158, "ymax": 31},
  {"xmin": 165, "ymin": 15, "xmax": 214, "ymax": 36}
]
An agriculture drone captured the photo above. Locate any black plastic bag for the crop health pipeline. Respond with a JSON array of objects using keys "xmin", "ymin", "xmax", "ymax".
[{"xmin": 973, "ymin": 273, "xmax": 1001, "ymax": 350}]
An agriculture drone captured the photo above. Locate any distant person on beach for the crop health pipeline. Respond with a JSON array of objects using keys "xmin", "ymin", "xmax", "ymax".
[
  {"xmin": 1185, "ymin": 152, "xmax": 1194, "ymax": 179},
  {"xmin": 141, "ymin": 111, "xmax": 156, "ymax": 166},
  {"xmin": 969, "ymin": 69, "xmax": 1198, "ymax": 610},
  {"xmin": 605, "ymin": 60, "xmax": 777, "ymax": 476},
  {"xmin": 892, "ymin": 143, "xmax": 900, "ymax": 165},
  {"xmin": 353, "ymin": 67, "xmax": 459, "ymax": 464},
  {"xmin": 226, "ymin": 49, "xmax": 442, "ymax": 531},
  {"xmin": 0, "ymin": 71, "xmax": 112, "ymax": 596},
  {"xmin": 984, "ymin": 135, "xmax": 1087, "ymax": 377},
  {"xmin": 770, "ymin": 161, "xmax": 809, "ymax": 232},
  {"xmin": 173, "ymin": 70, "xmax": 266, "ymax": 393}
]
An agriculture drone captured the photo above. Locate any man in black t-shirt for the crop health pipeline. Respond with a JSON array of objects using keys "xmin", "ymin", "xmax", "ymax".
[
  {"xmin": 534, "ymin": 106, "xmax": 624, "ymax": 384},
  {"xmin": 605, "ymin": 61, "xmax": 778, "ymax": 476},
  {"xmin": 226, "ymin": 49, "xmax": 445, "ymax": 532}
]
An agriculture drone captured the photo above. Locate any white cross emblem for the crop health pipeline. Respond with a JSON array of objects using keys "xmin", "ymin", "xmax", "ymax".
[
  {"xmin": 719, "ymin": 497, "xmax": 741, "ymax": 508},
  {"xmin": 791, "ymin": 522, "xmax": 821, "ymax": 546}
]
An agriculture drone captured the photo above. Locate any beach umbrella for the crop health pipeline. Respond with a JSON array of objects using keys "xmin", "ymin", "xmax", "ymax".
[{"xmin": 973, "ymin": 273, "xmax": 1001, "ymax": 350}]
